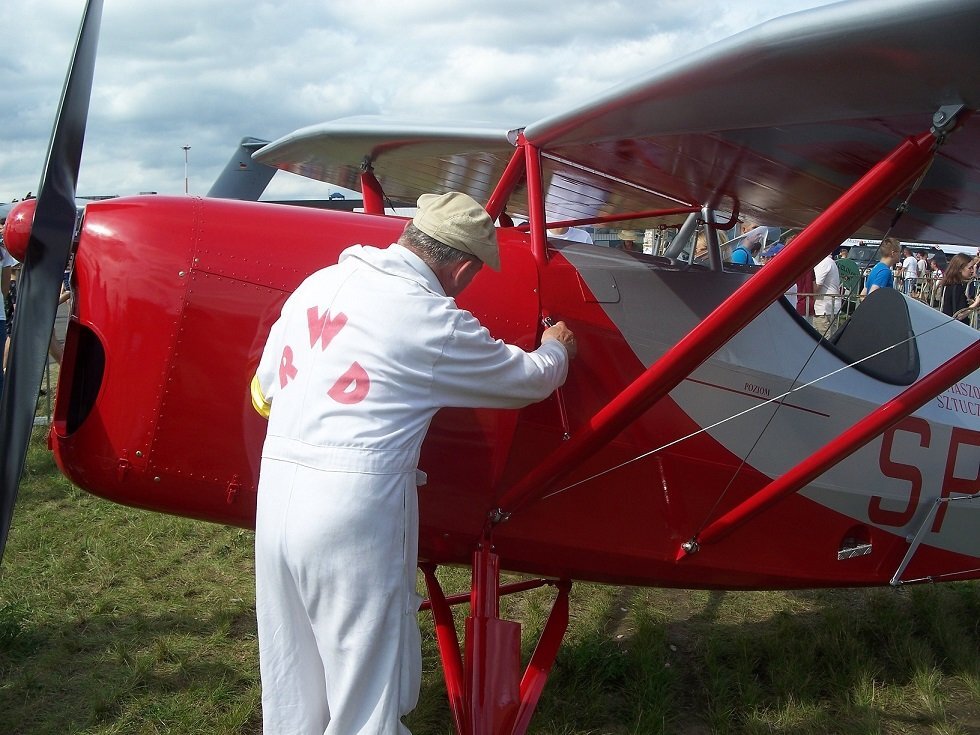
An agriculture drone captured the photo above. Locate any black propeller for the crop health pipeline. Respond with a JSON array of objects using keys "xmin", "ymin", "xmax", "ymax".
[{"xmin": 0, "ymin": 0, "xmax": 104, "ymax": 563}]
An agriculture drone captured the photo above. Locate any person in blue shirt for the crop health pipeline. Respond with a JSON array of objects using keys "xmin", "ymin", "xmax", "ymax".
[
  {"xmin": 861, "ymin": 236, "xmax": 900, "ymax": 295},
  {"xmin": 729, "ymin": 225, "xmax": 768, "ymax": 265}
]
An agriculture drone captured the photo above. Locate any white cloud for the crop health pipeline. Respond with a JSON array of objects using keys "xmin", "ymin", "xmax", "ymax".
[{"xmin": 0, "ymin": 0, "xmax": 839, "ymax": 200}]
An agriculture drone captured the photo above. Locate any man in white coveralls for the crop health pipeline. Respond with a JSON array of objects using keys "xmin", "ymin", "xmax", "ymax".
[{"xmin": 250, "ymin": 191, "xmax": 577, "ymax": 734}]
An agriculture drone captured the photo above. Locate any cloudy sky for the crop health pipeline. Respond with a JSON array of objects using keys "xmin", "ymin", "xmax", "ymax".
[{"xmin": 1, "ymin": 0, "xmax": 840, "ymax": 203}]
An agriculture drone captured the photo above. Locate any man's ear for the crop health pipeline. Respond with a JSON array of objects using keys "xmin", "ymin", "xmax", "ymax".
[
  {"xmin": 457, "ymin": 258, "xmax": 482, "ymax": 280},
  {"xmin": 443, "ymin": 257, "xmax": 483, "ymax": 297}
]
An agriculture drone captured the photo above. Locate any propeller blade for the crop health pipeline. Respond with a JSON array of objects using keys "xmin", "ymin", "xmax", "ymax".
[{"xmin": 0, "ymin": 0, "xmax": 104, "ymax": 563}]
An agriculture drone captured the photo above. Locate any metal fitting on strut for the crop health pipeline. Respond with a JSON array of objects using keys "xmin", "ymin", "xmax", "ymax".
[
  {"xmin": 680, "ymin": 539, "xmax": 699, "ymax": 556},
  {"xmin": 931, "ymin": 104, "xmax": 964, "ymax": 138},
  {"xmin": 488, "ymin": 508, "xmax": 511, "ymax": 524}
]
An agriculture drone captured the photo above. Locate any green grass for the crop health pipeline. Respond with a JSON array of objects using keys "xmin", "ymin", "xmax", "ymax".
[{"xmin": 1, "ymin": 431, "xmax": 978, "ymax": 734}]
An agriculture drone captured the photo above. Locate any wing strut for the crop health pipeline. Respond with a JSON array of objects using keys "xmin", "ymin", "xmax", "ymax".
[
  {"xmin": 677, "ymin": 337, "xmax": 980, "ymax": 559},
  {"xmin": 523, "ymin": 138, "xmax": 548, "ymax": 267},
  {"xmin": 360, "ymin": 162, "xmax": 385, "ymax": 214},
  {"xmin": 515, "ymin": 206, "xmax": 700, "ymax": 231},
  {"xmin": 492, "ymin": 126, "xmax": 942, "ymax": 524},
  {"xmin": 485, "ymin": 145, "xmax": 526, "ymax": 222}
]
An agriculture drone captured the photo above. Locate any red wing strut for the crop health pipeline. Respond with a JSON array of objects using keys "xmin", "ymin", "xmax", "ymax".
[{"xmin": 493, "ymin": 127, "xmax": 945, "ymax": 522}]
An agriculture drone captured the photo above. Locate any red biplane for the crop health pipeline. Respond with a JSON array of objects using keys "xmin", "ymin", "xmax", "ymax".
[{"xmin": 2, "ymin": 1, "xmax": 979, "ymax": 733}]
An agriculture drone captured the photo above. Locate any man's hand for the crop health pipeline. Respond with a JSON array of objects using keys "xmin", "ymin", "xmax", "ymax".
[{"xmin": 542, "ymin": 320, "xmax": 577, "ymax": 359}]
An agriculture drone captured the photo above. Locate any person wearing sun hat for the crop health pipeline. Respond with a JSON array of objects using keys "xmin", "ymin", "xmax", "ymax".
[
  {"xmin": 250, "ymin": 190, "xmax": 576, "ymax": 735},
  {"xmin": 411, "ymin": 191, "xmax": 501, "ymax": 271}
]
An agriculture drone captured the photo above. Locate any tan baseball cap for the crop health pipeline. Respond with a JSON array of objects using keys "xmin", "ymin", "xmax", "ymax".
[{"xmin": 412, "ymin": 192, "xmax": 500, "ymax": 271}]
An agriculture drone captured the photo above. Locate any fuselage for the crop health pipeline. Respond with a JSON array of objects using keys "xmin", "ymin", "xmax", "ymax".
[{"xmin": 51, "ymin": 195, "xmax": 980, "ymax": 590}]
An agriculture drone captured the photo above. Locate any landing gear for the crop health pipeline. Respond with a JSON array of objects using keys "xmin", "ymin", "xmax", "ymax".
[{"xmin": 421, "ymin": 542, "xmax": 571, "ymax": 735}]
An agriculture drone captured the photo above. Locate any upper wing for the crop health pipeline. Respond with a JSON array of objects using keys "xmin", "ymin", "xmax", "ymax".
[
  {"xmin": 253, "ymin": 116, "xmax": 518, "ymax": 209},
  {"xmin": 255, "ymin": 0, "xmax": 980, "ymax": 243},
  {"xmin": 523, "ymin": 0, "xmax": 980, "ymax": 244}
]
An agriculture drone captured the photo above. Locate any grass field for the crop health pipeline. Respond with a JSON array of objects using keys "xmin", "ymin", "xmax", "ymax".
[{"xmin": 1, "ymin": 429, "xmax": 978, "ymax": 734}]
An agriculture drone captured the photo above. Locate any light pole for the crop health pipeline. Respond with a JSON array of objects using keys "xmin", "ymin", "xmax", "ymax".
[{"xmin": 182, "ymin": 145, "xmax": 191, "ymax": 194}]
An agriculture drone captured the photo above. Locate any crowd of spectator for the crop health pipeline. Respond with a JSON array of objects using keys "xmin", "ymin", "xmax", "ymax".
[
  {"xmin": 741, "ymin": 227, "xmax": 980, "ymax": 332},
  {"xmin": 520, "ymin": 220, "xmax": 980, "ymax": 331}
]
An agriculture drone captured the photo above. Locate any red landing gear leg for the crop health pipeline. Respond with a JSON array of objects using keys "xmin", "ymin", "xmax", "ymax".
[{"xmin": 420, "ymin": 546, "xmax": 571, "ymax": 735}]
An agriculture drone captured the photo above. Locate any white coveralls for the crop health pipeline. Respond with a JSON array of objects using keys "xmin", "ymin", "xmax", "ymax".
[{"xmin": 253, "ymin": 243, "xmax": 569, "ymax": 735}]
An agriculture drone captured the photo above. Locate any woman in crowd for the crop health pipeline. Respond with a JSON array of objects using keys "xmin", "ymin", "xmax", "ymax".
[{"xmin": 940, "ymin": 252, "xmax": 980, "ymax": 323}]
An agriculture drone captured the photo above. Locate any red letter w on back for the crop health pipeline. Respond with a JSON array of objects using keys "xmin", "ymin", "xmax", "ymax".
[{"xmin": 307, "ymin": 306, "xmax": 348, "ymax": 350}]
